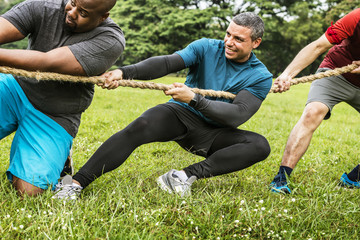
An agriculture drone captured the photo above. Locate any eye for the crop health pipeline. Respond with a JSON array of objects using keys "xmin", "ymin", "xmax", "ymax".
[{"xmin": 79, "ymin": 10, "xmax": 87, "ymax": 17}]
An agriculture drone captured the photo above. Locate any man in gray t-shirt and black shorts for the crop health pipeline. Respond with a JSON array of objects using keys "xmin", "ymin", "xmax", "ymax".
[{"xmin": 0, "ymin": 0, "xmax": 125, "ymax": 196}]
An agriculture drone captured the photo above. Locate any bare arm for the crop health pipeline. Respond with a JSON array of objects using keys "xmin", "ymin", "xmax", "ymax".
[
  {"xmin": 274, "ymin": 34, "xmax": 333, "ymax": 92},
  {"xmin": 0, "ymin": 17, "xmax": 25, "ymax": 44},
  {"xmin": 0, "ymin": 47, "xmax": 86, "ymax": 75},
  {"xmin": 0, "ymin": 17, "xmax": 86, "ymax": 76}
]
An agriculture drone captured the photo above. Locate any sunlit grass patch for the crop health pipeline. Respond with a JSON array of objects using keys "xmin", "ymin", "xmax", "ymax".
[{"xmin": 1, "ymin": 77, "xmax": 359, "ymax": 239}]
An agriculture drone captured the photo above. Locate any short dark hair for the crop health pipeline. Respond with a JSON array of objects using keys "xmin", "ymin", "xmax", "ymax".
[{"xmin": 232, "ymin": 12, "xmax": 265, "ymax": 41}]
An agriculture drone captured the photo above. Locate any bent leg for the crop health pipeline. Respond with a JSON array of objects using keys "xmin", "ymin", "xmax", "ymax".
[
  {"xmin": 281, "ymin": 102, "xmax": 328, "ymax": 169},
  {"xmin": 8, "ymin": 109, "xmax": 73, "ymax": 194},
  {"xmin": 12, "ymin": 176, "xmax": 44, "ymax": 197},
  {"xmin": 183, "ymin": 129, "xmax": 270, "ymax": 179},
  {"xmin": 1, "ymin": 74, "xmax": 72, "ymax": 195},
  {"xmin": 73, "ymin": 104, "xmax": 187, "ymax": 188}
]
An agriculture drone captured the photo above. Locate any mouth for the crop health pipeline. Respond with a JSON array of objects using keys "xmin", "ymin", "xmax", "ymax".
[
  {"xmin": 225, "ymin": 47, "xmax": 236, "ymax": 55},
  {"xmin": 65, "ymin": 15, "xmax": 76, "ymax": 27}
]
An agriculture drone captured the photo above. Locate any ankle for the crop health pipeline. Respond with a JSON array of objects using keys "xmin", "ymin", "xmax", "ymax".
[
  {"xmin": 278, "ymin": 165, "xmax": 293, "ymax": 177},
  {"xmin": 73, "ymin": 180, "xmax": 81, "ymax": 187},
  {"xmin": 347, "ymin": 164, "xmax": 360, "ymax": 182}
]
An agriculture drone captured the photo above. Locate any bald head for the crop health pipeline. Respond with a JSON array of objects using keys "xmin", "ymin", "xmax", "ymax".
[
  {"xmin": 65, "ymin": 0, "xmax": 117, "ymax": 33},
  {"xmin": 90, "ymin": 0, "xmax": 117, "ymax": 14}
]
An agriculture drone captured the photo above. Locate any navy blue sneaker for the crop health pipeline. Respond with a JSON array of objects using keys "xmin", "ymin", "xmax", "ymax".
[
  {"xmin": 270, "ymin": 173, "xmax": 291, "ymax": 194},
  {"xmin": 339, "ymin": 173, "xmax": 360, "ymax": 188}
]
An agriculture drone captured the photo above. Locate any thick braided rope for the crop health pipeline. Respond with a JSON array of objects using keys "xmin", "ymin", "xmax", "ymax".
[
  {"xmin": 0, "ymin": 64, "xmax": 357, "ymax": 99},
  {"xmin": 0, "ymin": 66, "xmax": 236, "ymax": 99},
  {"xmin": 269, "ymin": 63, "xmax": 358, "ymax": 93}
]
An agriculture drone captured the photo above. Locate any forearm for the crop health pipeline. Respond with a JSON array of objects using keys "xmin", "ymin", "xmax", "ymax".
[
  {"xmin": 0, "ymin": 47, "xmax": 86, "ymax": 75},
  {"xmin": 192, "ymin": 90, "xmax": 262, "ymax": 128},
  {"xmin": 0, "ymin": 48, "xmax": 46, "ymax": 69},
  {"xmin": 119, "ymin": 54, "xmax": 185, "ymax": 80},
  {"xmin": 281, "ymin": 34, "xmax": 333, "ymax": 78}
]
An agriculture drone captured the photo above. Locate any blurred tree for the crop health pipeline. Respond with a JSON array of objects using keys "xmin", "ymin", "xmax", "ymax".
[
  {"xmin": 242, "ymin": 0, "xmax": 360, "ymax": 77},
  {"xmin": 322, "ymin": 0, "xmax": 360, "ymax": 21},
  {"xmin": 111, "ymin": 0, "xmax": 234, "ymax": 65},
  {"xmin": 2, "ymin": 0, "xmax": 358, "ymax": 75},
  {"xmin": 242, "ymin": 0, "xmax": 327, "ymax": 77}
]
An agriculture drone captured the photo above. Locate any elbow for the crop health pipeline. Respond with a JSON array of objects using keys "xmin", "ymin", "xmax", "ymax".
[
  {"xmin": 312, "ymin": 36, "xmax": 332, "ymax": 56},
  {"xmin": 231, "ymin": 114, "xmax": 253, "ymax": 128}
]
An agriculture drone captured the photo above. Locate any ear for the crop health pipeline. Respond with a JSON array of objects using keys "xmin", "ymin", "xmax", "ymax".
[{"xmin": 252, "ymin": 38, "xmax": 262, "ymax": 49}]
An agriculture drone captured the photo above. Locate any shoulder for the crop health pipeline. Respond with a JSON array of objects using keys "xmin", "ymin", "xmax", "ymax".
[
  {"xmin": 249, "ymin": 54, "xmax": 272, "ymax": 78},
  {"xmin": 18, "ymin": 0, "xmax": 64, "ymax": 9},
  {"xmin": 187, "ymin": 38, "xmax": 223, "ymax": 48},
  {"xmin": 326, "ymin": 8, "xmax": 360, "ymax": 42},
  {"xmin": 5, "ymin": 0, "xmax": 65, "ymax": 17},
  {"xmin": 336, "ymin": 8, "xmax": 360, "ymax": 28}
]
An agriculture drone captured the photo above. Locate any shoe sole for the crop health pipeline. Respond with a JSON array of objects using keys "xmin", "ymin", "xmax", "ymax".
[{"xmin": 270, "ymin": 186, "xmax": 291, "ymax": 194}]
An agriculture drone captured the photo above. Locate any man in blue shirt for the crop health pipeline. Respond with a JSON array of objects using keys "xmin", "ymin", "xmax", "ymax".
[{"xmin": 53, "ymin": 12, "xmax": 273, "ymax": 200}]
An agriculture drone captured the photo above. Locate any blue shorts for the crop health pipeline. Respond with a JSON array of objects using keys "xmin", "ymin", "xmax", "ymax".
[{"xmin": 0, "ymin": 74, "xmax": 73, "ymax": 190}]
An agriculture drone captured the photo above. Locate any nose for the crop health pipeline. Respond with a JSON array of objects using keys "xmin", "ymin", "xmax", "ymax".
[
  {"xmin": 225, "ymin": 36, "xmax": 234, "ymax": 46},
  {"xmin": 67, "ymin": 7, "xmax": 77, "ymax": 20}
]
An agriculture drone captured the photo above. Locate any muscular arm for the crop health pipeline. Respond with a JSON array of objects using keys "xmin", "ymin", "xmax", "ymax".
[
  {"xmin": 280, "ymin": 34, "xmax": 333, "ymax": 79},
  {"xmin": 274, "ymin": 34, "xmax": 333, "ymax": 92},
  {"xmin": 119, "ymin": 54, "xmax": 186, "ymax": 80},
  {"xmin": 0, "ymin": 17, "xmax": 25, "ymax": 44},
  {"xmin": 0, "ymin": 17, "xmax": 86, "ymax": 75},
  {"xmin": 192, "ymin": 90, "xmax": 262, "ymax": 128}
]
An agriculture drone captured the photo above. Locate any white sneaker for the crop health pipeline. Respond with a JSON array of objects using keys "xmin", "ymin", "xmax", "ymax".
[
  {"xmin": 52, "ymin": 175, "xmax": 82, "ymax": 201},
  {"xmin": 156, "ymin": 169, "xmax": 197, "ymax": 197}
]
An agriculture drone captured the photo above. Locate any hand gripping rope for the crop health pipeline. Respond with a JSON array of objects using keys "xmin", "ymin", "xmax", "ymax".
[{"xmin": 0, "ymin": 64, "xmax": 357, "ymax": 100}]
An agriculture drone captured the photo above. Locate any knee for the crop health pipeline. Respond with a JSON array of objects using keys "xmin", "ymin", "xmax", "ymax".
[
  {"xmin": 255, "ymin": 135, "xmax": 271, "ymax": 161},
  {"xmin": 125, "ymin": 117, "xmax": 150, "ymax": 134},
  {"xmin": 12, "ymin": 176, "xmax": 44, "ymax": 197},
  {"xmin": 301, "ymin": 103, "xmax": 328, "ymax": 128}
]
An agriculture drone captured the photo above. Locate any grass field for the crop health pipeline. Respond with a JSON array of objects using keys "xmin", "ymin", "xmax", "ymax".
[{"xmin": 0, "ymin": 76, "xmax": 359, "ymax": 239}]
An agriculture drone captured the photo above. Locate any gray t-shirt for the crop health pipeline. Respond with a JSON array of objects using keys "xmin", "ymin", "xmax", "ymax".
[{"xmin": 2, "ymin": 0, "xmax": 125, "ymax": 137}]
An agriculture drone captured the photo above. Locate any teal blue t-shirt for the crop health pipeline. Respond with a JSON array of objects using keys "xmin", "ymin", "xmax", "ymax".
[{"xmin": 170, "ymin": 38, "xmax": 273, "ymax": 122}]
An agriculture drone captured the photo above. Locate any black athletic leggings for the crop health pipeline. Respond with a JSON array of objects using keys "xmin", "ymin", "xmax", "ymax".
[{"xmin": 73, "ymin": 105, "xmax": 271, "ymax": 188}]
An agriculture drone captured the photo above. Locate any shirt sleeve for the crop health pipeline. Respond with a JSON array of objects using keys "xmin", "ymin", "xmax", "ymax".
[
  {"xmin": 69, "ymin": 27, "xmax": 125, "ymax": 76},
  {"xmin": 1, "ymin": 0, "xmax": 40, "ymax": 36},
  {"xmin": 192, "ymin": 89, "xmax": 263, "ymax": 128},
  {"xmin": 325, "ymin": 8, "xmax": 360, "ymax": 44},
  {"xmin": 175, "ymin": 38, "xmax": 209, "ymax": 67},
  {"xmin": 119, "ymin": 54, "xmax": 185, "ymax": 80}
]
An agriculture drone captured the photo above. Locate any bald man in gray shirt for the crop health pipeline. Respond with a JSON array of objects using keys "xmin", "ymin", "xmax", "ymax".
[{"xmin": 0, "ymin": 0, "xmax": 125, "ymax": 196}]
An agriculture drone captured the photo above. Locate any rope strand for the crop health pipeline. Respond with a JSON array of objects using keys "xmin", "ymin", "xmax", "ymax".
[{"xmin": 0, "ymin": 64, "xmax": 357, "ymax": 100}]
